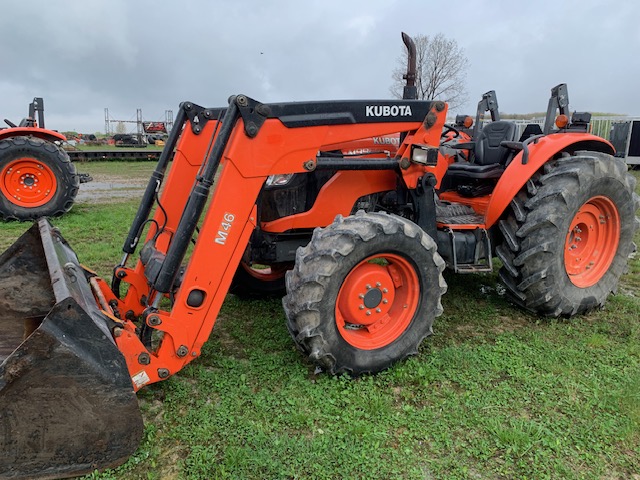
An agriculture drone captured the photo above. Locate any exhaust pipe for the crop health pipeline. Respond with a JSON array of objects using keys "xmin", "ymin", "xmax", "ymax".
[{"xmin": 401, "ymin": 32, "xmax": 417, "ymax": 100}]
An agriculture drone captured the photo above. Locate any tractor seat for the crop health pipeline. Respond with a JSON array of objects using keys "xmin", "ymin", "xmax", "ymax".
[
  {"xmin": 518, "ymin": 123, "xmax": 543, "ymax": 142},
  {"xmin": 18, "ymin": 117, "xmax": 36, "ymax": 128},
  {"xmin": 443, "ymin": 121, "xmax": 518, "ymax": 197},
  {"xmin": 451, "ymin": 120, "xmax": 518, "ymax": 170}
]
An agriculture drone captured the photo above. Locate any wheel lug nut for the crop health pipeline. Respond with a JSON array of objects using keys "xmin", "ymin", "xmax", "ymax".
[
  {"xmin": 375, "ymin": 282, "xmax": 381, "ymax": 287},
  {"xmin": 382, "ymin": 299, "xmax": 388, "ymax": 304},
  {"xmin": 376, "ymin": 308, "xmax": 381, "ymax": 313},
  {"xmin": 366, "ymin": 284, "xmax": 371, "ymax": 290},
  {"xmin": 358, "ymin": 294, "xmax": 364, "ymax": 299},
  {"xmin": 382, "ymin": 288, "xmax": 388, "ymax": 293},
  {"xmin": 366, "ymin": 311, "xmax": 371, "ymax": 316},
  {"xmin": 359, "ymin": 305, "xmax": 364, "ymax": 310}
]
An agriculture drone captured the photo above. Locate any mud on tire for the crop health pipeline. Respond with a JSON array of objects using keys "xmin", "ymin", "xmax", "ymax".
[
  {"xmin": 0, "ymin": 136, "xmax": 79, "ymax": 221},
  {"xmin": 497, "ymin": 151, "xmax": 640, "ymax": 316},
  {"xmin": 283, "ymin": 211, "xmax": 447, "ymax": 376}
]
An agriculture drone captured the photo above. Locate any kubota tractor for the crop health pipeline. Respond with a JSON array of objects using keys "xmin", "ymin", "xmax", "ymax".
[
  {"xmin": 0, "ymin": 97, "xmax": 83, "ymax": 221},
  {"xmin": 0, "ymin": 48, "xmax": 638, "ymax": 479},
  {"xmin": 228, "ymin": 87, "xmax": 493, "ymax": 297}
]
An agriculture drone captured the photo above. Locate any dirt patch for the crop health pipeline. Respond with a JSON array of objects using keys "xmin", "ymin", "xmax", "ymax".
[
  {"xmin": 490, "ymin": 314, "xmax": 531, "ymax": 334},
  {"xmin": 76, "ymin": 174, "xmax": 147, "ymax": 203}
]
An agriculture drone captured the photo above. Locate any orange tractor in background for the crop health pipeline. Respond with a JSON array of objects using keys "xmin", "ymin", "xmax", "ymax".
[
  {"xmin": 0, "ymin": 34, "xmax": 638, "ymax": 478},
  {"xmin": 0, "ymin": 97, "xmax": 89, "ymax": 220}
]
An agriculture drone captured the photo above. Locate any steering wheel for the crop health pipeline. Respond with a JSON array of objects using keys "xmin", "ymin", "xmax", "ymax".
[{"xmin": 441, "ymin": 124, "xmax": 461, "ymax": 139}]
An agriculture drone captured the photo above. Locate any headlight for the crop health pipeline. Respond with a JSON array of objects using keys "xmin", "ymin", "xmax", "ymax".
[
  {"xmin": 410, "ymin": 144, "xmax": 439, "ymax": 165},
  {"xmin": 265, "ymin": 173, "xmax": 294, "ymax": 187}
]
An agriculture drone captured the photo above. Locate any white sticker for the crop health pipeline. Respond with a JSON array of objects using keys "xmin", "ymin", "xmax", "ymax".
[{"xmin": 132, "ymin": 370, "xmax": 151, "ymax": 388}]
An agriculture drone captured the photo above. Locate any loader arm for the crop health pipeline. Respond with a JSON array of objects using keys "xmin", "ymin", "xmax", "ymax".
[
  {"xmin": 107, "ymin": 95, "xmax": 447, "ymax": 389},
  {"xmin": 0, "ymin": 94, "xmax": 446, "ymax": 478}
]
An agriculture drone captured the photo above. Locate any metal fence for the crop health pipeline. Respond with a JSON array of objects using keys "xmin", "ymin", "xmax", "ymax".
[{"xmin": 588, "ymin": 117, "xmax": 631, "ymax": 140}]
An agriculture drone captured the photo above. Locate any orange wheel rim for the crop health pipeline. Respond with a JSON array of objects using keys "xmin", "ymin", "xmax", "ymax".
[
  {"xmin": 241, "ymin": 262, "xmax": 288, "ymax": 281},
  {"xmin": 0, "ymin": 158, "xmax": 57, "ymax": 207},
  {"xmin": 564, "ymin": 196, "xmax": 620, "ymax": 288},
  {"xmin": 336, "ymin": 253, "xmax": 419, "ymax": 350}
]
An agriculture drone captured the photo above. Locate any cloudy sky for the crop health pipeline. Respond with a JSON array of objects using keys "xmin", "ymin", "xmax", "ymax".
[{"xmin": 1, "ymin": 0, "xmax": 637, "ymax": 134}]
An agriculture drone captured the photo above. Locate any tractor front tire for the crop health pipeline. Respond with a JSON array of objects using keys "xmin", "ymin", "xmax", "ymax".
[
  {"xmin": 497, "ymin": 151, "xmax": 640, "ymax": 316},
  {"xmin": 0, "ymin": 136, "xmax": 79, "ymax": 221},
  {"xmin": 283, "ymin": 211, "xmax": 447, "ymax": 376}
]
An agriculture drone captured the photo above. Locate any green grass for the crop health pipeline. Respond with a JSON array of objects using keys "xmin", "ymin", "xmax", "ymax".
[
  {"xmin": 74, "ymin": 160, "xmax": 158, "ymax": 180},
  {"xmin": 0, "ymin": 166, "xmax": 638, "ymax": 480}
]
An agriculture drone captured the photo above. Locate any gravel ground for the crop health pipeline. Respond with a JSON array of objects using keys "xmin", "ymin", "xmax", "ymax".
[{"xmin": 75, "ymin": 172, "xmax": 148, "ymax": 203}]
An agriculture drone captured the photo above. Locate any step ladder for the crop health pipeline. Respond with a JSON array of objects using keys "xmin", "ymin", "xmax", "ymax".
[
  {"xmin": 436, "ymin": 201, "xmax": 493, "ymax": 273},
  {"xmin": 447, "ymin": 227, "xmax": 493, "ymax": 273}
]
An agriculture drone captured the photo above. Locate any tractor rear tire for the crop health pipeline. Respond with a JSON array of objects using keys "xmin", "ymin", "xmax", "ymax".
[
  {"xmin": 283, "ymin": 211, "xmax": 447, "ymax": 376},
  {"xmin": 229, "ymin": 261, "xmax": 290, "ymax": 298},
  {"xmin": 497, "ymin": 151, "xmax": 640, "ymax": 316},
  {"xmin": 0, "ymin": 136, "xmax": 79, "ymax": 221}
]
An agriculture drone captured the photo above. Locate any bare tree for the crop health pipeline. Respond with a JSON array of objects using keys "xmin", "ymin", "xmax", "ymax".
[{"xmin": 390, "ymin": 33, "xmax": 469, "ymax": 110}]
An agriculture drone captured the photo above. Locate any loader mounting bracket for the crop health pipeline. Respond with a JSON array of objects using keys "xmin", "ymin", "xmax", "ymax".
[
  {"xmin": 182, "ymin": 102, "xmax": 225, "ymax": 135},
  {"xmin": 234, "ymin": 95, "xmax": 270, "ymax": 138},
  {"xmin": 411, "ymin": 173, "xmax": 438, "ymax": 241}
]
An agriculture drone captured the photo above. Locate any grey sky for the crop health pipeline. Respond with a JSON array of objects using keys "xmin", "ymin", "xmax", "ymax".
[{"xmin": 1, "ymin": 0, "xmax": 638, "ymax": 134}]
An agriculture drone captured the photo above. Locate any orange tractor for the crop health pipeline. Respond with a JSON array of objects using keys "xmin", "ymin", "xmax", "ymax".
[
  {"xmin": 0, "ymin": 98, "xmax": 87, "ymax": 221},
  {"xmin": 1, "ymin": 46, "xmax": 639, "ymax": 478},
  {"xmin": 229, "ymin": 88, "xmax": 496, "ymax": 297}
]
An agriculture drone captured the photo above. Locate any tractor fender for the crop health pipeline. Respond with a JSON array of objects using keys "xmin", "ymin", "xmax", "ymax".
[
  {"xmin": 0, "ymin": 127, "xmax": 66, "ymax": 143},
  {"xmin": 484, "ymin": 133, "xmax": 614, "ymax": 228}
]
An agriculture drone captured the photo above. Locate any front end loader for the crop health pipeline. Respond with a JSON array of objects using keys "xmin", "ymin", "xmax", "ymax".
[
  {"xmin": 0, "ymin": 221, "xmax": 143, "ymax": 478},
  {"xmin": 0, "ymin": 94, "xmax": 452, "ymax": 478},
  {"xmin": 0, "ymin": 82, "xmax": 638, "ymax": 477}
]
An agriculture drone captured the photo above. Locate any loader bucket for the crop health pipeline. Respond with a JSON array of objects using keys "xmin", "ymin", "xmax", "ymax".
[{"xmin": 0, "ymin": 219, "xmax": 143, "ymax": 479}]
